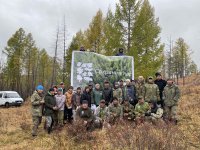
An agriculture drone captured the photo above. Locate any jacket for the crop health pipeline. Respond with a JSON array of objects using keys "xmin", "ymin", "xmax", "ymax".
[
  {"xmin": 55, "ymin": 94, "xmax": 65, "ymax": 111},
  {"xmin": 93, "ymin": 89, "xmax": 103, "ymax": 106},
  {"xmin": 144, "ymin": 83, "xmax": 160, "ymax": 102},
  {"xmin": 80, "ymin": 91, "xmax": 92, "ymax": 107},
  {"xmin": 163, "ymin": 84, "xmax": 180, "ymax": 107},
  {"xmin": 44, "ymin": 92, "xmax": 57, "ymax": 116},
  {"xmin": 31, "ymin": 91, "xmax": 43, "ymax": 117},
  {"xmin": 102, "ymin": 87, "xmax": 113, "ymax": 105}
]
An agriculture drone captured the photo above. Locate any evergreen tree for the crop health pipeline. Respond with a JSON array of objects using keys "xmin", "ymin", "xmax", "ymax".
[
  {"xmin": 115, "ymin": 0, "xmax": 140, "ymax": 53},
  {"xmin": 131, "ymin": 0, "xmax": 164, "ymax": 77},
  {"xmin": 102, "ymin": 8, "xmax": 124, "ymax": 56}
]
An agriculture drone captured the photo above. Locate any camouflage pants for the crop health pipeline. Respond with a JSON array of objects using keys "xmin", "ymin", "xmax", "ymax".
[
  {"xmin": 32, "ymin": 116, "xmax": 42, "ymax": 136},
  {"xmin": 57, "ymin": 110, "xmax": 64, "ymax": 126},
  {"xmin": 164, "ymin": 105, "xmax": 177, "ymax": 120}
]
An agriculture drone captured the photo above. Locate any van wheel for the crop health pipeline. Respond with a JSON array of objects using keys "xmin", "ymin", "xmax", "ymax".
[{"xmin": 5, "ymin": 102, "xmax": 9, "ymax": 108}]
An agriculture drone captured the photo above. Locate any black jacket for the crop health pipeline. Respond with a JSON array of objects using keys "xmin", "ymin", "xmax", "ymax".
[
  {"xmin": 80, "ymin": 91, "xmax": 92, "ymax": 107},
  {"xmin": 154, "ymin": 79, "xmax": 167, "ymax": 100},
  {"xmin": 102, "ymin": 87, "xmax": 113, "ymax": 104},
  {"xmin": 44, "ymin": 93, "xmax": 56, "ymax": 116}
]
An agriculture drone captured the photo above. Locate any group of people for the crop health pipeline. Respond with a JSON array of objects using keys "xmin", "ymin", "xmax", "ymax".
[{"xmin": 31, "ymin": 72, "xmax": 180, "ymax": 136}]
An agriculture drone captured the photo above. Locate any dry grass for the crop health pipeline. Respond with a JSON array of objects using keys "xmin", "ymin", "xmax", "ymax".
[{"xmin": 0, "ymin": 74, "xmax": 200, "ymax": 150}]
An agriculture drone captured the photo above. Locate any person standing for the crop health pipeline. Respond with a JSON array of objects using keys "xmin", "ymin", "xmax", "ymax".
[
  {"xmin": 154, "ymin": 73, "xmax": 167, "ymax": 108},
  {"xmin": 44, "ymin": 88, "xmax": 57, "ymax": 134},
  {"xmin": 64, "ymin": 86, "xmax": 74, "ymax": 123},
  {"xmin": 102, "ymin": 80, "xmax": 113, "ymax": 106},
  {"xmin": 72, "ymin": 87, "xmax": 82, "ymax": 120},
  {"xmin": 113, "ymin": 82, "xmax": 123, "ymax": 104},
  {"xmin": 55, "ymin": 88, "xmax": 65, "ymax": 127},
  {"xmin": 31, "ymin": 85, "xmax": 44, "ymax": 136},
  {"xmin": 80, "ymin": 86, "xmax": 92, "ymax": 107},
  {"xmin": 135, "ymin": 76, "xmax": 145, "ymax": 99},
  {"xmin": 93, "ymin": 84, "xmax": 103, "ymax": 107},
  {"xmin": 144, "ymin": 76, "xmax": 160, "ymax": 103},
  {"xmin": 60, "ymin": 82, "xmax": 66, "ymax": 95},
  {"xmin": 163, "ymin": 79, "xmax": 180, "ymax": 124},
  {"xmin": 119, "ymin": 79, "xmax": 125, "ymax": 99},
  {"xmin": 88, "ymin": 82, "xmax": 96, "ymax": 112},
  {"xmin": 123, "ymin": 79, "xmax": 137, "ymax": 106}
]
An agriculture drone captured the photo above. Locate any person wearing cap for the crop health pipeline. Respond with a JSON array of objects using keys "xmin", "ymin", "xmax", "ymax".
[
  {"xmin": 163, "ymin": 78, "xmax": 180, "ymax": 124},
  {"xmin": 60, "ymin": 82, "xmax": 66, "ymax": 95},
  {"xmin": 76, "ymin": 100, "xmax": 95, "ymax": 131},
  {"xmin": 145, "ymin": 100, "xmax": 163, "ymax": 125},
  {"xmin": 116, "ymin": 48, "xmax": 125, "ymax": 56},
  {"xmin": 122, "ymin": 99, "xmax": 135, "ymax": 121},
  {"xmin": 64, "ymin": 86, "xmax": 74, "ymax": 123},
  {"xmin": 154, "ymin": 73, "xmax": 167, "ymax": 108},
  {"xmin": 93, "ymin": 84, "xmax": 103, "ymax": 107},
  {"xmin": 113, "ymin": 82, "xmax": 123, "ymax": 104},
  {"xmin": 102, "ymin": 80, "xmax": 113, "ymax": 106},
  {"xmin": 123, "ymin": 79, "xmax": 137, "ymax": 106},
  {"xmin": 134, "ymin": 96, "xmax": 149, "ymax": 125},
  {"xmin": 108, "ymin": 97, "xmax": 123, "ymax": 125},
  {"xmin": 135, "ymin": 76, "xmax": 145, "ymax": 99},
  {"xmin": 95, "ymin": 99, "xmax": 109, "ymax": 122},
  {"xmin": 55, "ymin": 88, "xmax": 66, "ymax": 127},
  {"xmin": 44, "ymin": 88, "xmax": 58, "ymax": 134},
  {"xmin": 80, "ymin": 86, "xmax": 92, "ymax": 107},
  {"xmin": 144, "ymin": 76, "xmax": 160, "ymax": 103},
  {"xmin": 72, "ymin": 87, "xmax": 82, "ymax": 121},
  {"xmin": 31, "ymin": 85, "xmax": 45, "ymax": 136}
]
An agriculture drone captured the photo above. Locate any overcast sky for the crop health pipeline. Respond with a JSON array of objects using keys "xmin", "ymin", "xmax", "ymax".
[{"xmin": 0, "ymin": 0, "xmax": 199, "ymax": 68}]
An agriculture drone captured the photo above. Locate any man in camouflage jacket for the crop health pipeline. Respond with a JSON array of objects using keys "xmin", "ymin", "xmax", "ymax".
[
  {"xmin": 31, "ymin": 85, "xmax": 44, "ymax": 136},
  {"xmin": 163, "ymin": 78, "xmax": 180, "ymax": 124},
  {"xmin": 144, "ymin": 76, "xmax": 160, "ymax": 103}
]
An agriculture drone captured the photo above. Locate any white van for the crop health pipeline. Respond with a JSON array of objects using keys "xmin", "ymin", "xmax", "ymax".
[{"xmin": 0, "ymin": 91, "xmax": 24, "ymax": 107}]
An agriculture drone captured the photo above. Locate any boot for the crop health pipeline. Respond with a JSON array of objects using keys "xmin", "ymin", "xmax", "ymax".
[{"xmin": 47, "ymin": 127, "xmax": 52, "ymax": 134}]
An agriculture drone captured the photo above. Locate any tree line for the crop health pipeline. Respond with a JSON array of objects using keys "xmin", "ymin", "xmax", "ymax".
[{"xmin": 0, "ymin": 0, "xmax": 198, "ymax": 99}]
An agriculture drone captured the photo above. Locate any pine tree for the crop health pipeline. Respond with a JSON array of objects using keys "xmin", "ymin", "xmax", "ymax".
[
  {"xmin": 115, "ymin": 0, "xmax": 140, "ymax": 53},
  {"xmin": 5, "ymin": 28, "xmax": 27, "ymax": 92},
  {"xmin": 85, "ymin": 10, "xmax": 104, "ymax": 53},
  {"xmin": 102, "ymin": 8, "xmax": 124, "ymax": 56},
  {"xmin": 131, "ymin": 0, "xmax": 164, "ymax": 77}
]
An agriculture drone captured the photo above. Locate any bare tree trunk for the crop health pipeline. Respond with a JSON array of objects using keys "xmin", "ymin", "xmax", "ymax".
[
  {"xmin": 63, "ymin": 16, "xmax": 66, "ymax": 83},
  {"xmin": 51, "ymin": 27, "xmax": 59, "ymax": 86},
  {"xmin": 168, "ymin": 38, "xmax": 173, "ymax": 78}
]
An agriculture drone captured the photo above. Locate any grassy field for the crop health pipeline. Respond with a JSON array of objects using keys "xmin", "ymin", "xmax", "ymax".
[{"xmin": 0, "ymin": 74, "xmax": 200, "ymax": 150}]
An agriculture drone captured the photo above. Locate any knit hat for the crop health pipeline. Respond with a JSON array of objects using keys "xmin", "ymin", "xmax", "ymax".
[
  {"xmin": 155, "ymin": 72, "xmax": 161, "ymax": 77},
  {"xmin": 36, "ymin": 85, "xmax": 44, "ymax": 91},
  {"xmin": 58, "ymin": 88, "xmax": 63, "ymax": 92},
  {"xmin": 49, "ymin": 88, "xmax": 54, "ymax": 92}
]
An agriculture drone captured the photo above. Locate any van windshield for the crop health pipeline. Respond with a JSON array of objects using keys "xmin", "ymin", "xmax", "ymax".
[{"xmin": 6, "ymin": 93, "xmax": 21, "ymax": 98}]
